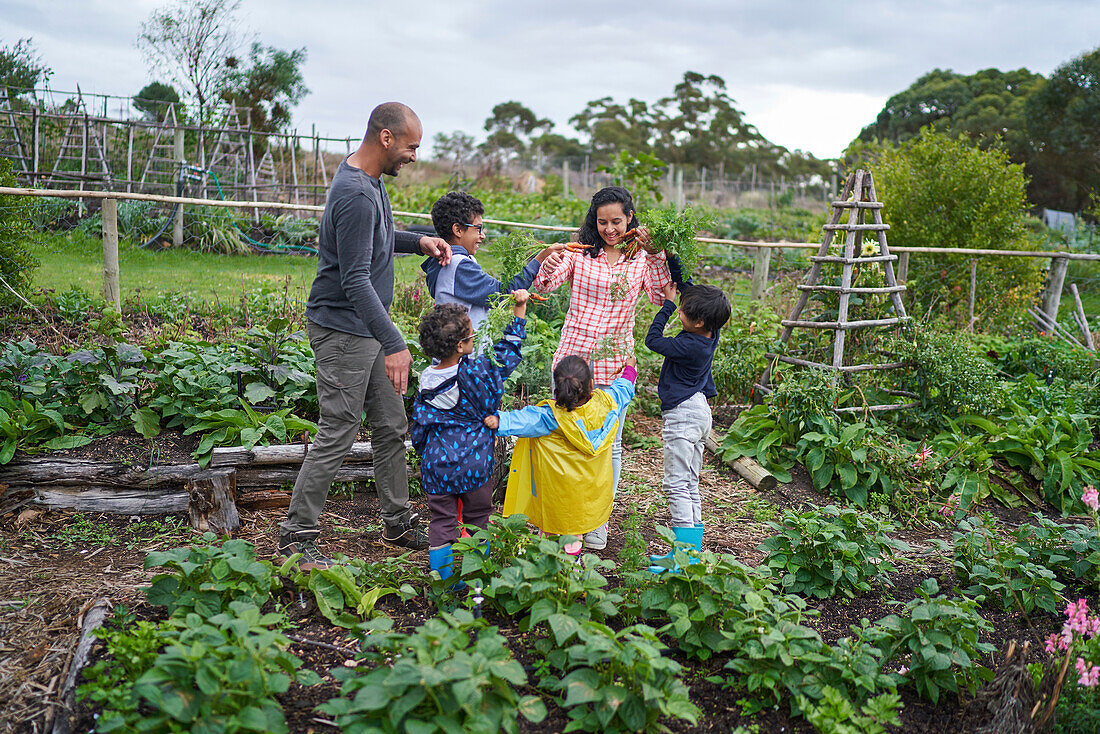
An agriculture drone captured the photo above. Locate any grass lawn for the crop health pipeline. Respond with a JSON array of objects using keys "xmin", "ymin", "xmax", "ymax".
[{"xmin": 26, "ymin": 232, "xmax": 430, "ymax": 306}]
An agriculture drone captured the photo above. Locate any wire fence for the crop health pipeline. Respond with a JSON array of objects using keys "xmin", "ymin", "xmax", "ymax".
[{"xmin": 1, "ymin": 186, "xmax": 1097, "ymax": 348}]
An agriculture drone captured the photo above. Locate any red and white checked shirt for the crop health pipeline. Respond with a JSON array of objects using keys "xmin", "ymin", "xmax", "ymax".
[{"xmin": 535, "ymin": 248, "xmax": 671, "ymax": 384}]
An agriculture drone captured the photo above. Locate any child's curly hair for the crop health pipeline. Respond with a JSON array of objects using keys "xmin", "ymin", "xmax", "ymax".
[
  {"xmin": 418, "ymin": 303, "xmax": 471, "ymax": 361},
  {"xmin": 431, "ymin": 191, "xmax": 484, "ymax": 244}
]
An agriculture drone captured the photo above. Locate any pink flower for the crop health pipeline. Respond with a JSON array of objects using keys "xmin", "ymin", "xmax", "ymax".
[
  {"xmin": 897, "ymin": 666, "xmax": 909, "ymax": 675},
  {"xmin": 939, "ymin": 495, "xmax": 959, "ymax": 518},
  {"xmin": 1045, "ymin": 634, "xmax": 1060, "ymax": 654},
  {"xmin": 914, "ymin": 445, "xmax": 934, "ymax": 467},
  {"xmin": 1083, "ymin": 485, "xmax": 1099, "ymax": 512},
  {"xmin": 1076, "ymin": 658, "xmax": 1100, "ymax": 688}
]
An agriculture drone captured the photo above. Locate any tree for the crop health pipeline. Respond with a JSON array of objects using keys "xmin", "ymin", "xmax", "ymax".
[
  {"xmin": 433, "ymin": 131, "xmax": 476, "ymax": 171},
  {"xmin": 133, "ymin": 82, "xmax": 182, "ymax": 122},
  {"xmin": 652, "ymin": 71, "xmax": 770, "ymax": 172},
  {"xmin": 136, "ymin": 0, "xmax": 246, "ymax": 124},
  {"xmin": 1024, "ymin": 46, "xmax": 1100, "ymax": 212},
  {"xmin": 0, "ymin": 157, "xmax": 38, "ymax": 305},
  {"xmin": 569, "ymin": 96, "xmax": 654, "ymax": 161},
  {"xmin": 868, "ymin": 128, "xmax": 1044, "ymax": 329},
  {"xmin": 0, "ymin": 38, "xmax": 51, "ymax": 102},
  {"xmin": 220, "ymin": 43, "xmax": 308, "ymax": 133},
  {"xmin": 479, "ymin": 101, "xmax": 552, "ymax": 168},
  {"xmin": 855, "ymin": 67, "xmax": 1041, "ymax": 156}
]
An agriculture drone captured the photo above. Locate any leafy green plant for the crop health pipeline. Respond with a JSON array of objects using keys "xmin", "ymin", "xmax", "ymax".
[
  {"xmin": 184, "ymin": 401, "xmax": 317, "ymax": 467},
  {"xmin": 77, "ymin": 608, "xmax": 167, "ymax": 722},
  {"xmin": 952, "ymin": 514, "xmax": 1066, "ymax": 615},
  {"xmin": 279, "ymin": 556, "xmax": 412, "ymax": 628},
  {"xmin": 796, "ymin": 422, "xmax": 896, "ymax": 506},
  {"xmin": 0, "ymin": 391, "xmax": 66, "ymax": 463},
  {"xmin": 1014, "ymin": 515, "xmax": 1100, "ymax": 588},
  {"xmin": 596, "ymin": 149, "xmax": 666, "ymax": 209},
  {"xmin": 536, "ymin": 618, "xmax": 700, "ymax": 733},
  {"xmin": 320, "ymin": 610, "xmax": 546, "ymax": 733},
  {"xmin": 0, "ymin": 157, "xmax": 39, "ymax": 304},
  {"xmin": 123, "ymin": 602, "xmax": 317, "ymax": 734},
  {"xmin": 459, "ymin": 530, "xmax": 623, "ymax": 630},
  {"xmin": 864, "ymin": 578, "xmax": 995, "ymax": 704},
  {"xmin": 796, "ymin": 686, "xmax": 902, "ymax": 734},
  {"xmin": 759, "ymin": 504, "xmax": 910, "ymax": 599},
  {"xmin": 638, "ymin": 205, "xmax": 714, "ymax": 280},
  {"xmin": 144, "ymin": 535, "xmax": 279, "ymax": 617},
  {"xmin": 64, "ymin": 340, "xmax": 160, "ymax": 437},
  {"xmin": 710, "ymin": 301, "xmax": 781, "ymax": 404}
]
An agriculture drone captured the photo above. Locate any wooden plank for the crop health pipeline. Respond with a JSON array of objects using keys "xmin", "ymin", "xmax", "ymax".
[
  {"xmin": 796, "ymin": 284, "xmax": 906, "ymax": 294},
  {"xmin": 809, "ymin": 254, "xmax": 897, "ymax": 264},
  {"xmin": 50, "ymin": 598, "xmax": 111, "ymax": 734},
  {"xmin": 833, "ymin": 402, "xmax": 920, "ymax": 414},
  {"xmin": 830, "ymin": 200, "xmax": 884, "ymax": 208},
  {"xmin": 766, "ymin": 353, "xmax": 906, "ymax": 372},
  {"xmin": 34, "ymin": 486, "xmax": 189, "ymax": 514},
  {"xmin": 781, "ymin": 317, "xmax": 902, "ymax": 330},
  {"xmin": 210, "ymin": 439, "xmax": 409, "ymax": 467},
  {"xmin": 822, "ymin": 223, "xmax": 890, "ymax": 231}
]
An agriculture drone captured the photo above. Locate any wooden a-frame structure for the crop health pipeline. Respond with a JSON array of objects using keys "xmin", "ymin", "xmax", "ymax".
[{"xmin": 758, "ymin": 169, "xmax": 915, "ymax": 413}]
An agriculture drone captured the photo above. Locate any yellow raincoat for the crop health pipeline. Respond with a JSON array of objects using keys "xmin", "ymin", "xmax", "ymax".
[{"xmin": 497, "ymin": 377, "xmax": 634, "ymax": 535}]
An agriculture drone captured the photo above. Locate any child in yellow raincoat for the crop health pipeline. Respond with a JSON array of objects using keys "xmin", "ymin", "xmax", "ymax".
[{"xmin": 483, "ymin": 355, "xmax": 636, "ymax": 554}]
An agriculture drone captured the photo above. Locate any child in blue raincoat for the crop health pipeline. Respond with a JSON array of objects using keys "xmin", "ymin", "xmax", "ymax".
[{"xmin": 410, "ymin": 290, "xmax": 530, "ymax": 582}]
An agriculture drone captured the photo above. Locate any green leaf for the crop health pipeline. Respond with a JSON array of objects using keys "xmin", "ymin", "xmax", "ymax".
[{"xmin": 133, "ymin": 407, "xmax": 161, "ymax": 439}]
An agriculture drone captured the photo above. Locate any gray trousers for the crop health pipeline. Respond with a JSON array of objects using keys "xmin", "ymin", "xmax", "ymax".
[
  {"xmin": 662, "ymin": 392, "xmax": 712, "ymax": 527},
  {"xmin": 281, "ymin": 322, "xmax": 413, "ymax": 534}
]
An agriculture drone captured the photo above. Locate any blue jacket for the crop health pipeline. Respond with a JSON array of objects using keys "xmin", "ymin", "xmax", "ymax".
[
  {"xmin": 421, "ymin": 245, "xmax": 541, "ymax": 332},
  {"xmin": 410, "ymin": 317, "xmax": 526, "ymax": 495}
]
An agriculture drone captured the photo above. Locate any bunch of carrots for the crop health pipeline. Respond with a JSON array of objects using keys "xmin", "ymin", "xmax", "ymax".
[{"xmin": 564, "ymin": 228, "xmax": 646, "ymax": 258}]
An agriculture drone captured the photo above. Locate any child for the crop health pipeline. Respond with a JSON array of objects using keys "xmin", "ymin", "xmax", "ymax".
[
  {"xmin": 643, "ymin": 282, "xmax": 731, "ymax": 572},
  {"xmin": 484, "ymin": 355, "xmax": 636, "ymax": 555},
  {"xmin": 423, "ymin": 191, "xmax": 563, "ymax": 335},
  {"xmin": 411, "ymin": 290, "xmax": 531, "ymax": 583}
]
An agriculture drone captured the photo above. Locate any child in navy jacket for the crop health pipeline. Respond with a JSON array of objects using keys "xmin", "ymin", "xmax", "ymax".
[
  {"xmin": 643, "ymin": 282, "xmax": 731, "ymax": 572},
  {"xmin": 411, "ymin": 290, "xmax": 530, "ymax": 583}
]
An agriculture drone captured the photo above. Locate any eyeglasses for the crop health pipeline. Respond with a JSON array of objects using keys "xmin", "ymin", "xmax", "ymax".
[
  {"xmin": 459, "ymin": 332, "xmax": 476, "ymax": 343},
  {"xmin": 462, "ymin": 222, "xmax": 484, "ymax": 233}
]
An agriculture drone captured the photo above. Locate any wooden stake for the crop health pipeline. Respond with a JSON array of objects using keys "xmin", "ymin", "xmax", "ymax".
[
  {"xmin": 187, "ymin": 470, "xmax": 240, "ymax": 535},
  {"xmin": 100, "ymin": 198, "xmax": 120, "ymax": 310},
  {"xmin": 751, "ymin": 247, "xmax": 771, "ymax": 301},
  {"xmin": 1070, "ymin": 283, "xmax": 1095, "ymax": 352},
  {"xmin": 1041, "ymin": 257, "xmax": 1069, "ymax": 323},
  {"xmin": 968, "ymin": 259, "xmax": 977, "ymax": 331}
]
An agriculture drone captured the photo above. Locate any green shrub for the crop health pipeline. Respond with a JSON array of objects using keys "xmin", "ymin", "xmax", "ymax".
[
  {"xmin": 711, "ymin": 300, "xmax": 781, "ymax": 404},
  {"xmin": 864, "ymin": 578, "xmax": 994, "ymax": 704},
  {"xmin": 952, "ymin": 515, "xmax": 1065, "ymax": 614},
  {"xmin": 888, "ymin": 327, "xmax": 1003, "ymax": 418},
  {"xmin": 320, "ymin": 611, "xmax": 546, "ymax": 733},
  {"xmin": 759, "ymin": 504, "xmax": 910, "ymax": 599},
  {"xmin": 0, "ymin": 158, "xmax": 39, "ymax": 304},
  {"xmin": 869, "ymin": 127, "xmax": 1045, "ymax": 330},
  {"xmin": 144, "ymin": 535, "xmax": 279, "ymax": 617},
  {"xmin": 536, "ymin": 619, "xmax": 700, "ymax": 733},
  {"xmin": 796, "ymin": 685, "xmax": 902, "ymax": 734},
  {"xmin": 981, "ymin": 335, "xmax": 1097, "ymax": 382}
]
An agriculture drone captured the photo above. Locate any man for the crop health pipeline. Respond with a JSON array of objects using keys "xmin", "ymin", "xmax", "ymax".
[{"xmin": 278, "ymin": 102, "xmax": 451, "ymax": 569}]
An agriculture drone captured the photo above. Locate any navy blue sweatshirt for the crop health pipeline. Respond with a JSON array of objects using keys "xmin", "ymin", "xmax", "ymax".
[{"xmin": 644, "ymin": 301, "xmax": 719, "ymax": 412}]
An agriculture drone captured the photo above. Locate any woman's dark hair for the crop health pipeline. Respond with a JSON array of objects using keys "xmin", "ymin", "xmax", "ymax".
[
  {"xmin": 430, "ymin": 191, "xmax": 484, "ymax": 244},
  {"xmin": 418, "ymin": 303, "xmax": 471, "ymax": 360},
  {"xmin": 553, "ymin": 355, "xmax": 594, "ymax": 411},
  {"xmin": 679, "ymin": 284, "xmax": 732, "ymax": 333},
  {"xmin": 574, "ymin": 186, "xmax": 639, "ymax": 257}
]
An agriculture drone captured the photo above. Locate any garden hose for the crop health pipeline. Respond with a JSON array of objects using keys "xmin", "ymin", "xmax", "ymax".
[
  {"xmin": 139, "ymin": 164, "xmax": 201, "ymax": 249},
  {"xmin": 204, "ymin": 169, "xmax": 318, "ymax": 255}
]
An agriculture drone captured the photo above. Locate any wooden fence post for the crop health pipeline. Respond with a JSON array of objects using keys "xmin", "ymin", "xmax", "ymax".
[
  {"xmin": 1069, "ymin": 283, "xmax": 1095, "ymax": 353},
  {"xmin": 1041, "ymin": 256, "xmax": 1070, "ymax": 323},
  {"xmin": 101, "ymin": 198, "xmax": 120, "ymax": 311},
  {"xmin": 897, "ymin": 251, "xmax": 909, "ymax": 283},
  {"xmin": 562, "ymin": 159, "xmax": 570, "ymax": 197},
  {"xmin": 751, "ymin": 247, "xmax": 771, "ymax": 301},
  {"xmin": 967, "ymin": 259, "xmax": 977, "ymax": 331},
  {"xmin": 675, "ymin": 167, "xmax": 684, "ymax": 210},
  {"xmin": 173, "ymin": 127, "xmax": 184, "ymax": 247}
]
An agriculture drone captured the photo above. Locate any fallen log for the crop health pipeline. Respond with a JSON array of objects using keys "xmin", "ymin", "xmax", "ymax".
[
  {"xmin": 210, "ymin": 440, "xmax": 410, "ymax": 467},
  {"xmin": 703, "ymin": 429, "xmax": 777, "ymax": 491},
  {"xmin": 49, "ymin": 597, "xmax": 111, "ymax": 734}
]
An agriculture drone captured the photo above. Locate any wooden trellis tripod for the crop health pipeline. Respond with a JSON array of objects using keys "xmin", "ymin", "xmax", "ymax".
[{"xmin": 758, "ymin": 169, "xmax": 915, "ymax": 413}]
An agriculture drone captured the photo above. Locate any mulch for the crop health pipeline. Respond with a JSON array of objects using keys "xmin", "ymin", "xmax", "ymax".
[{"xmin": 0, "ymin": 411, "xmax": 1088, "ymax": 734}]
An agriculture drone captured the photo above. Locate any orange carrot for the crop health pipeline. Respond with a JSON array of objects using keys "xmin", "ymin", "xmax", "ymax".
[{"xmin": 528, "ymin": 293, "xmax": 549, "ymax": 302}]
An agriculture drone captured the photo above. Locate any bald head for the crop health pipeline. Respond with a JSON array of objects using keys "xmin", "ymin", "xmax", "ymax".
[{"xmin": 366, "ymin": 102, "xmax": 419, "ymax": 141}]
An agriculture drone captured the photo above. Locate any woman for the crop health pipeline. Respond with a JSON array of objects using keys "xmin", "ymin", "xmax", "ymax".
[{"xmin": 534, "ymin": 186, "xmax": 672, "ymax": 549}]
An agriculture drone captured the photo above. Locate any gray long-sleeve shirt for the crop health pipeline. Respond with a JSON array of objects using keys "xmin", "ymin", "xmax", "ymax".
[{"xmin": 305, "ymin": 159, "xmax": 421, "ymax": 354}]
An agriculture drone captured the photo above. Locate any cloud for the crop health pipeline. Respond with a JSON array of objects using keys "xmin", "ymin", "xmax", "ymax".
[{"xmin": 2, "ymin": 0, "xmax": 1098, "ymax": 158}]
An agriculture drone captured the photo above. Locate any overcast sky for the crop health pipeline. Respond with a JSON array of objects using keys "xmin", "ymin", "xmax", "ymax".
[{"xmin": 2, "ymin": 0, "xmax": 1098, "ymax": 159}]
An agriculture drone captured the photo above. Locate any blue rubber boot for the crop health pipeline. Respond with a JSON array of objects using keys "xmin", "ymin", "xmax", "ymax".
[
  {"xmin": 648, "ymin": 523, "xmax": 705, "ymax": 564},
  {"xmin": 648, "ymin": 525, "xmax": 704, "ymax": 574},
  {"xmin": 429, "ymin": 544, "xmax": 466, "ymax": 590}
]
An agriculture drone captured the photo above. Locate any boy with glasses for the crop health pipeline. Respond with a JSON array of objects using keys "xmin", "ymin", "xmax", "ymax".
[
  {"xmin": 423, "ymin": 191, "xmax": 563, "ymax": 337},
  {"xmin": 410, "ymin": 291, "xmax": 531, "ymax": 585}
]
